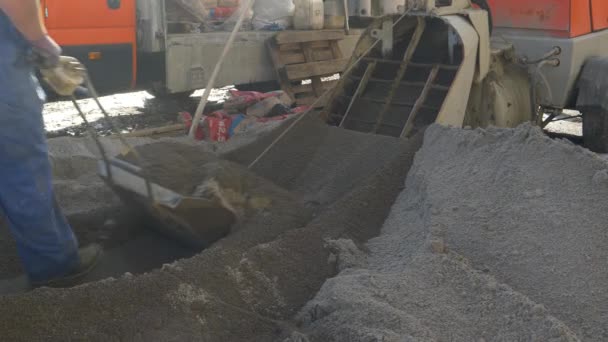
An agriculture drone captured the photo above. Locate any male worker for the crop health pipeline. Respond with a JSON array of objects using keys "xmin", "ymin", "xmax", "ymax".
[{"xmin": 0, "ymin": 0, "xmax": 101, "ymax": 287}]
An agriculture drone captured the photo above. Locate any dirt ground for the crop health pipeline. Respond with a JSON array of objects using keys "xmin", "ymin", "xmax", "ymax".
[
  {"xmin": 43, "ymin": 88, "xmax": 231, "ymax": 138},
  {"xmin": 295, "ymin": 124, "xmax": 608, "ymax": 341},
  {"xmin": 0, "ymin": 91, "xmax": 597, "ymax": 340},
  {"xmin": 0, "ymin": 109, "xmax": 424, "ymax": 341}
]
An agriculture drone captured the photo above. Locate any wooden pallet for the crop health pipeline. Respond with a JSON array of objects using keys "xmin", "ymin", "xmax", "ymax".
[{"xmin": 267, "ymin": 30, "xmax": 348, "ymax": 107}]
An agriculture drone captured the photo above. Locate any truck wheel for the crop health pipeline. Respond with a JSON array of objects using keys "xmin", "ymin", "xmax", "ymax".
[
  {"xmin": 581, "ymin": 107, "xmax": 608, "ymax": 153},
  {"xmin": 235, "ymin": 81, "xmax": 280, "ymax": 93},
  {"xmin": 146, "ymin": 89, "xmax": 194, "ymax": 101},
  {"xmin": 576, "ymin": 57, "xmax": 608, "ymax": 153},
  {"xmin": 146, "ymin": 83, "xmax": 194, "ymax": 100}
]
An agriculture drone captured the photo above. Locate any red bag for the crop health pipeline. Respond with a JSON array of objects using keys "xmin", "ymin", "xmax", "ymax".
[
  {"xmin": 179, "ymin": 112, "xmax": 204, "ymax": 141},
  {"xmin": 209, "ymin": 7, "xmax": 238, "ymax": 18},
  {"xmin": 205, "ymin": 111, "xmax": 233, "ymax": 142}
]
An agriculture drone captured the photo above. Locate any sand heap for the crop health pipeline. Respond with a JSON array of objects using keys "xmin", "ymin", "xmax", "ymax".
[
  {"xmin": 294, "ymin": 124, "xmax": 608, "ymax": 341},
  {"xmin": 0, "ymin": 116, "xmax": 423, "ymax": 341},
  {"xmin": 1, "ymin": 118, "xmax": 605, "ymax": 341}
]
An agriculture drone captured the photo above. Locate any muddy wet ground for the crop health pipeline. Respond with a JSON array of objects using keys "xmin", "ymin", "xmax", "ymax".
[{"xmin": 44, "ymin": 88, "xmax": 231, "ymax": 138}]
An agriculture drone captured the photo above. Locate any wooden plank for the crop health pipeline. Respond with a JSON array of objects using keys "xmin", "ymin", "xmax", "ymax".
[
  {"xmin": 291, "ymin": 80, "xmax": 339, "ymax": 94},
  {"xmin": 313, "ymin": 49, "xmax": 335, "ymax": 61},
  {"xmin": 281, "ymin": 52, "xmax": 306, "ymax": 65},
  {"xmin": 279, "ymin": 40, "xmax": 330, "ymax": 51},
  {"xmin": 266, "ymin": 38, "xmax": 295, "ymax": 99},
  {"xmin": 340, "ymin": 61, "xmax": 377, "ymax": 127},
  {"xmin": 400, "ymin": 65, "xmax": 440, "ymax": 138},
  {"xmin": 329, "ymin": 40, "xmax": 343, "ymax": 59},
  {"xmin": 275, "ymin": 30, "xmax": 345, "ymax": 44},
  {"xmin": 302, "ymin": 42, "xmax": 324, "ymax": 97},
  {"xmin": 285, "ymin": 58, "xmax": 349, "ymax": 80},
  {"xmin": 311, "ymin": 76, "xmax": 324, "ymax": 97},
  {"xmin": 280, "ymin": 50, "xmax": 336, "ymax": 65},
  {"xmin": 373, "ymin": 17, "xmax": 426, "ymax": 134}
]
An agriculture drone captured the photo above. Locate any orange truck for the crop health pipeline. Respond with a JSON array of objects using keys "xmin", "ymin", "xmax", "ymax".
[
  {"xmin": 44, "ymin": 0, "xmax": 138, "ymax": 95},
  {"xmin": 43, "ymin": 0, "xmax": 362, "ymax": 97},
  {"xmin": 41, "ymin": 0, "xmax": 608, "ymax": 152}
]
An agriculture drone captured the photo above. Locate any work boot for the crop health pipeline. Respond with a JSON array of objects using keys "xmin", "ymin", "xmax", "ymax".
[{"xmin": 32, "ymin": 244, "xmax": 103, "ymax": 289}]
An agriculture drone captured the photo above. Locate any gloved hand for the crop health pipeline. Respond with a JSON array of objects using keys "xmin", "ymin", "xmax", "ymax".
[
  {"xmin": 40, "ymin": 56, "xmax": 87, "ymax": 96},
  {"xmin": 29, "ymin": 34, "xmax": 62, "ymax": 69}
]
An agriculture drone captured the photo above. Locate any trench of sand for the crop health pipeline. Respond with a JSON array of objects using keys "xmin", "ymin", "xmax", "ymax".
[
  {"xmin": 0, "ymin": 115, "xmax": 421, "ymax": 340},
  {"xmin": 0, "ymin": 116, "xmax": 605, "ymax": 341}
]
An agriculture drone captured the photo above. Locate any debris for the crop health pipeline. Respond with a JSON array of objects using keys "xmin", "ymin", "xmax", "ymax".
[{"xmin": 246, "ymin": 95, "xmax": 293, "ymax": 118}]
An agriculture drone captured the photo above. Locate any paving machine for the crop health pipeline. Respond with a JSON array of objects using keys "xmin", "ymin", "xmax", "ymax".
[{"xmin": 323, "ymin": 0, "xmax": 608, "ymax": 152}]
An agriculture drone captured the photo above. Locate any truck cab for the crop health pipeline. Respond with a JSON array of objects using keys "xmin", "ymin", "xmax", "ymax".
[
  {"xmin": 42, "ymin": 0, "xmax": 362, "ymax": 98},
  {"xmin": 43, "ymin": 0, "xmax": 137, "ymax": 94}
]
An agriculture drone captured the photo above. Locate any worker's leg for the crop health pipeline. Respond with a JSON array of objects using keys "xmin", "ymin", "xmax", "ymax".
[{"xmin": 0, "ymin": 60, "xmax": 79, "ymax": 283}]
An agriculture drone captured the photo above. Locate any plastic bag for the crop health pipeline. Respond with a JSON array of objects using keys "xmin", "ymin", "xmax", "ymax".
[
  {"xmin": 169, "ymin": 0, "xmax": 209, "ymax": 22},
  {"xmin": 252, "ymin": 0, "xmax": 295, "ymax": 30},
  {"xmin": 205, "ymin": 111, "xmax": 233, "ymax": 142},
  {"xmin": 223, "ymin": 90, "xmax": 287, "ymax": 112}
]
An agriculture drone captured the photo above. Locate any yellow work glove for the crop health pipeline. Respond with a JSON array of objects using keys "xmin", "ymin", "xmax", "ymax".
[{"xmin": 40, "ymin": 56, "xmax": 86, "ymax": 96}]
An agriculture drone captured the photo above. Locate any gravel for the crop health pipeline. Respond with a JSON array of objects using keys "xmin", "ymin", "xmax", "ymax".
[{"xmin": 294, "ymin": 123, "xmax": 608, "ymax": 341}]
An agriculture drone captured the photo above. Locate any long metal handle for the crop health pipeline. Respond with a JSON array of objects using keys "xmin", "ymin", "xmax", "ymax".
[
  {"xmin": 79, "ymin": 72, "xmax": 156, "ymax": 202},
  {"xmin": 188, "ymin": 0, "xmax": 256, "ymax": 138}
]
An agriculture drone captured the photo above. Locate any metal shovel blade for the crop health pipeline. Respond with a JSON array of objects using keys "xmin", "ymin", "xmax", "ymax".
[{"xmin": 98, "ymin": 158, "xmax": 237, "ymax": 247}]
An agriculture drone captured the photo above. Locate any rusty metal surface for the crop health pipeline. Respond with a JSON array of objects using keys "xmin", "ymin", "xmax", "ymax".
[
  {"xmin": 591, "ymin": 0, "xmax": 608, "ymax": 31},
  {"xmin": 487, "ymin": 0, "xmax": 571, "ymax": 32}
]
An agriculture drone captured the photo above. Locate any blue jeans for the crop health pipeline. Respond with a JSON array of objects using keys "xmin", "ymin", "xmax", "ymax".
[{"xmin": 0, "ymin": 28, "xmax": 79, "ymax": 282}]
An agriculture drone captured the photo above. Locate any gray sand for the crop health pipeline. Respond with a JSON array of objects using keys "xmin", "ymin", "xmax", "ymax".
[
  {"xmin": 1, "ymin": 118, "xmax": 606, "ymax": 341},
  {"xmin": 0, "ymin": 115, "xmax": 421, "ymax": 341},
  {"xmin": 294, "ymin": 124, "xmax": 608, "ymax": 341}
]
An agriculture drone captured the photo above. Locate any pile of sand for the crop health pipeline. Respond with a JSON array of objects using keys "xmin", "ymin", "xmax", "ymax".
[
  {"xmin": 294, "ymin": 124, "xmax": 608, "ymax": 341},
  {"xmin": 0, "ymin": 116, "xmax": 422, "ymax": 341},
  {"xmin": 2, "ymin": 118, "xmax": 606, "ymax": 340}
]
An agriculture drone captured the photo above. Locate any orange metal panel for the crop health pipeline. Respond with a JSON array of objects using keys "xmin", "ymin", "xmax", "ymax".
[
  {"xmin": 44, "ymin": 0, "xmax": 137, "ymax": 88},
  {"xmin": 487, "ymin": 0, "xmax": 592, "ymax": 37},
  {"xmin": 570, "ymin": 0, "xmax": 592, "ymax": 37},
  {"xmin": 45, "ymin": 0, "xmax": 135, "ymax": 32},
  {"xmin": 591, "ymin": 0, "xmax": 608, "ymax": 31},
  {"xmin": 487, "ymin": 0, "xmax": 571, "ymax": 31},
  {"xmin": 48, "ymin": 27, "xmax": 135, "ymax": 46}
]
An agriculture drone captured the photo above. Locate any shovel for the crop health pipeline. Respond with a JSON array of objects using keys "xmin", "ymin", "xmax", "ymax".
[{"xmin": 98, "ymin": 157, "xmax": 237, "ymax": 247}]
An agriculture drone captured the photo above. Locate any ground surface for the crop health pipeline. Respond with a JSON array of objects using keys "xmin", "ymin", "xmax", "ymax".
[
  {"xmin": 0, "ymin": 92, "xmax": 600, "ymax": 340},
  {"xmin": 43, "ymin": 88, "xmax": 231, "ymax": 137},
  {"xmin": 294, "ymin": 124, "xmax": 608, "ymax": 341},
  {"xmin": 0, "ymin": 111, "xmax": 423, "ymax": 341}
]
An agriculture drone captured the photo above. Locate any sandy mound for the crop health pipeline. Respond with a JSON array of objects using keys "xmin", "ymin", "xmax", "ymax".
[
  {"xmin": 295, "ymin": 124, "xmax": 608, "ymax": 341},
  {"xmin": 0, "ymin": 115, "xmax": 422, "ymax": 341}
]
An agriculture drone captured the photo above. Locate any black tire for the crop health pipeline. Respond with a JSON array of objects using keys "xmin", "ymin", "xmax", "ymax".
[
  {"xmin": 146, "ymin": 83, "xmax": 194, "ymax": 100},
  {"xmin": 235, "ymin": 81, "xmax": 280, "ymax": 93},
  {"xmin": 146, "ymin": 90, "xmax": 194, "ymax": 101},
  {"xmin": 582, "ymin": 106, "xmax": 608, "ymax": 153}
]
